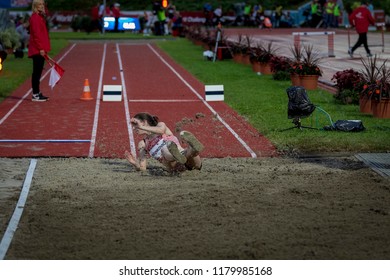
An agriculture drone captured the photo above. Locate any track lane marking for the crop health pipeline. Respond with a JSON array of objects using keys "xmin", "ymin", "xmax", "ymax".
[
  {"xmin": 0, "ymin": 139, "xmax": 90, "ymax": 143},
  {"xmin": 88, "ymin": 43, "xmax": 106, "ymax": 158},
  {"xmin": 116, "ymin": 44, "xmax": 136, "ymax": 157},
  {"xmin": 146, "ymin": 44, "xmax": 257, "ymax": 158},
  {"xmin": 0, "ymin": 159, "xmax": 37, "ymax": 260},
  {"xmin": 128, "ymin": 99, "xmax": 201, "ymax": 103}
]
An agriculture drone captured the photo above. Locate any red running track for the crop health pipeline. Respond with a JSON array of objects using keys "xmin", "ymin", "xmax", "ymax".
[{"xmin": 0, "ymin": 42, "xmax": 276, "ymax": 158}]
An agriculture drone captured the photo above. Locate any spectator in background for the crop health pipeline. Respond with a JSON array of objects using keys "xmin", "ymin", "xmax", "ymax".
[
  {"xmin": 91, "ymin": 2, "xmax": 102, "ymax": 32},
  {"xmin": 203, "ymin": 2, "xmax": 213, "ymax": 27},
  {"xmin": 243, "ymin": 1, "xmax": 252, "ymax": 26},
  {"xmin": 28, "ymin": 0, "xmax": 51, "ymax": 102},
  {"xmin": 273, "ymin": 3, "xmax": 283, "ymax": 28},
  {"xmin": 333, "ymin": 1, "xmax": 341, "ymax": 28},
  {"xmin": 98, "ymin": 2, "xmax": 105, "ymax": 31},
  {"xmin": 310, "ymin": 0, "xmax": 322, "ymax": 27},
  {"xmin": 167, "ymin": 3, "xmax": 176, "ymax": 34},
  {"xmin": 16, "ymin": 19, "xmax": 30, "ymax": 50},
  {"xmin": 324, "ymin": 0, "xmax": 335, "ymax": 28},
  {"xmin": 106, "ymin": 3, "xmax": 113, "ymax": 17},
  {"xmin": 348, "ymin": 1, "xmax": 375, "ymax": 58},
  {"xmin": 213, "ymin": 5, "xmax": 222, "ymax": 26},
  {"xmin": 112, "ymin": 3, "xmax": 120, "ymax": 32},
  {"xmin": 172, "ymin": 11, "xmax": 183, "ymax": 36},
  {"xmin": 156, "ymin": 3, "xmax": 167, "ymax": 35},
  {"xmin": 141, "ymin": 11, "xmax": 152, "ymax": 36},
  {"xmin": 232, "ymin": 2, "xmax": 245, "ymax": 26},
  {"xmin": 280, "ymin": 11, "xmax": 294, "ymax": 28}
]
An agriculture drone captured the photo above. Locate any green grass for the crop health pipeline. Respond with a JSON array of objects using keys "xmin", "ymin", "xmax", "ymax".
[
  {"xmin": 156, "ymin": 38, "xmax": 390, "ymax": 154},
  {"xmin": 1, "ymin": 33, "xmax": 389, "ymax": 154}
]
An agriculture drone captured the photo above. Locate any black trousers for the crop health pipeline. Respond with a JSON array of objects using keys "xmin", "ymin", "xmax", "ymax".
[
  {"xmin": 351, "ymin": 32, "xmax": 371, "ymax": 54},
  {"xmin": 32, "ymin": 54, "xmax": 45, "ymax": 94}
]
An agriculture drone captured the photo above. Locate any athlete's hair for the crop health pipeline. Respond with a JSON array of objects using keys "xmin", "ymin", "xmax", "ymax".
[{"xmin": 133, "ymin": 112, "xmax": 159, "ymax": 126}]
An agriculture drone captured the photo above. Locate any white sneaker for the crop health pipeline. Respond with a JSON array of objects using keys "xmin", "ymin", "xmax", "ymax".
[
  {"xmin": 348, "ymin": 48, "xmax": 353, "ymax": 58},
  {"xmin": 32, "ymin": 93, "xmax": 49, "ymax": 102}
]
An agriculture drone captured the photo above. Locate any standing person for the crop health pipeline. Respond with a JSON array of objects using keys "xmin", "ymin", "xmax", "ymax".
[
  {"xmin": 203, "ymin": 2, "xmax": 213, "ymax": 27},
  {"xmin": 310, "ymin": 0, "xmax": 322, "ymax": 27},
  {"xmin": 324, "ymin": 0, "xmax": 335, "ymax": 28},
  {"xmin": 28, "ymin": 0, "xmax": 50, "ymax": 102},
  {"xmin": 112, "ymin": 3, "xmax": 121, "ymax": 32},
  {"xmin": 124, "ymin": 112, "xmax": 204, "ymax": 172},
  {"xmin": 213, "ymin": 5, "xmax": 222, "ymax": 26},
  {"xmin": 15, "ymin": 19, "xmax": 30, "ymax": 51},
  {"xmin": 167, "ymin": 3, "xmax": 176, "ymax": 34},
  {"xmin": 273, "ymin": 3, "xmax": 283, "ymax": 28},
  {"xmin": 91, "ymin": 2, "xmax": 102, "ymax": 32},
  {"xmin": 348, "ymin": 1, "xmax": 375, "ymax": 58},
  {"xmin": 243, "ymin": 1, "xmax": 252, "ymax": 26},
  {"xmin": 333, "ymin": 0, "xmax": 341, "ymax": 28}
]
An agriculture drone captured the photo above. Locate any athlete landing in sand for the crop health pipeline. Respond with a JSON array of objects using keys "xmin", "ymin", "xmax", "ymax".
[{"xmin": 125, "ymin": 112, "xmax": 204, "ymax": 172}]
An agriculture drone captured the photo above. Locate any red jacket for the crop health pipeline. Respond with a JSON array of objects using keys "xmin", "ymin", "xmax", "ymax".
[
  {"xmin": 349, "ymin": 5, "xmax": 375, "ymax": 34},
  {"xmin": 28, "ymin": 12, "xmax": 50, "ymax": 57},
  {"xmin": 112, "ymin": 7, "xmax": 120, "ymax": 18}
]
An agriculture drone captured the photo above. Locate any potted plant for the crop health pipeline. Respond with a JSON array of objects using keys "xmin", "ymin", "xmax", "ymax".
[
  {"xmin": 288, "ymin": 44, "xmax": 303, "ymax": 86},
  {"xmin": 269, "ymin": 55, "xmax": 292, "ymax": 81},
  {"xmin": 249, "ymin": 43, "xmax": 263, "ymax": 73},
  {"xmin": 331, "ymin": 69, "xmax": 364, "ymax": 105},
  {"xmin": 249, "ymin": 41, "xmax": 277, "ymax": 74},
  {"xmin": 228, "ymin": 34, "xmax": 250, "ymax": 64},
  {"xmin": 359, "ymin": 55, "xmax": 383, "ymax": 115},
  {"xmin": 372, "ymin": 63, "xmax": 390, "ymax": 118},
  {"xmin": 295, "ymin": 44, "xmax": 322, "ymax": 90},
  {"xmin": 361, "ymin": 56, "xmax": 390, "ymax": 118}
]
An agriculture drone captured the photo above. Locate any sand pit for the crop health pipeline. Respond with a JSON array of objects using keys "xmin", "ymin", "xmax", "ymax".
[{"xmin": 1, "ymin": 156, "xmax": 389, "ymax": 260}]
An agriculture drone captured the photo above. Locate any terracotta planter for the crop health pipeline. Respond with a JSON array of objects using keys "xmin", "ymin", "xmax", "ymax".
[
  {"xmin": 260, "ymin": 62, "xmax": 272, "ymax": 75},
  {"xmin": 242, "ymin": 54, "xmax": 251, "ymax": 65},
  {"xmin": 290, "ymin": 74, "xmax": 301, "ymax": 86},
  {"xmin": 251, "ymin": 61, "xmax": 261, "ymax": 73},
  {"xmin": 372, "ymin": 98, "xmax": 390, "ymax": 119},
  {"xmin": 300, "ymin": 75, "xmax": 319, "ymax": 90},
  {"xmin": 233, "ymin": 53, "xmax": 243, "ymax": 63},
  {"xmin": 359, "ymin": 95, "xmax": 372, "ymax": 114}
]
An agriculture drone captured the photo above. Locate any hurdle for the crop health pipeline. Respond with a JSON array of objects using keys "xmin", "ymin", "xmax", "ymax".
[
  {"xmin": 346, "ymin": 23, "xmax": 386, "ymax": 53},
  {"xmin": 292, "ymin": 31, "xmax": 336, "ymax": 57}
]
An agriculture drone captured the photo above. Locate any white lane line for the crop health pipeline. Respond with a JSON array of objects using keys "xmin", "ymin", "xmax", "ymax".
[
  {"xmin": 0, "ymin": 139, "xmax": 90, "ymax": 143},
  {"xmin": 0, "ymin": 159, "xmax": 37, "ymax": 260},
  {"xmin": 88, "ymin": 43, "xmax": 107, "ymax": 158},
  {"xmin": 129, "ymin": 99, "xmax": 201, "ymax": 103},
  {"xmin": 0, "ymin": 44, "xmax": 76, "ymax": 126},
  {"xmin": 116, "ymin": 43, "xmax": 136, "ymax": 156},
  {"xmin": 147, "ymin": 44, "xmax": 257, "ymax": 158}
]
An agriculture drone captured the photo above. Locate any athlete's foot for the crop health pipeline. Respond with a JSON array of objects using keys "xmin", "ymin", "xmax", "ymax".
[
  {"xmin": 180, "ymin": 131, "xmax": 204, "ymax": 153},
  {"xmin": 124, "ymin": 150, "xmax": 137, "ymax": 165},
  {"xmin": 167, "ymin": 142, "xmax": 187, "ymax": 164}
]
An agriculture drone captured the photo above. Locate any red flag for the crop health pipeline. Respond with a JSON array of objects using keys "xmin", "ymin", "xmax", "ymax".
[{"xmin": 45, "ymin": 55, "xmax": 65, "ymax": 89}]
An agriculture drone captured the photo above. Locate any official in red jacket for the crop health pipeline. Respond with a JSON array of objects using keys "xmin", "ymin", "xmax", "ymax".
[
  {"xmin": 28, "ymin": 0, "xmax": 51, "ymax": 101},
  {"xmin": 348, "ymin": 1, "xmax": 375, "ymax": 58}
]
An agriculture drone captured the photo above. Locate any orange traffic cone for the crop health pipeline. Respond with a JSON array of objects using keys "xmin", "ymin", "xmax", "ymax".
[{"xmin": 80, "ymin": 79, "xmax": 93, "ymax": 101}]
